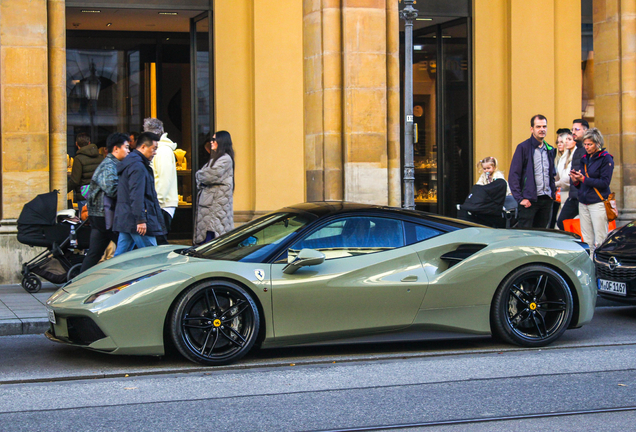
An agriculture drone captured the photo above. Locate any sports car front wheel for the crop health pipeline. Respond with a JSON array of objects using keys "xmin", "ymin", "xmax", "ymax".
[
  {"xmin": 491, "ymin": 265, "xmax": 573, "ymax": 347},
  {"xmin": 169, "ymin": 281, "xmax": 260, "ymax": 365}
]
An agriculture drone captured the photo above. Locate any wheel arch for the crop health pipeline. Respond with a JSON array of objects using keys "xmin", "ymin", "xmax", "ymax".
[{"xmin": 162, "ymin": 276, "xmax": 268, "ymax": 354}]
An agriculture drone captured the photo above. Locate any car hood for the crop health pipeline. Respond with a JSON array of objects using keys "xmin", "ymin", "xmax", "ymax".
[
  {"xmin": 63, "ymin": 245, "xmax": 196, "ymax": 295},
  {"xmin": 598, "ymin": 221, "xmax": 636, "ymax": 254}
]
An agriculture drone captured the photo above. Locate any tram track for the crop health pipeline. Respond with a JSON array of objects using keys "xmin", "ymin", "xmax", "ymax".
[
  {"xmin": 314, "ymin": 406, "xmax": 636, "ymax": 431},
  {"xmin": 4, "ymin": 337, "xmax": 636, "ymax": 386}
]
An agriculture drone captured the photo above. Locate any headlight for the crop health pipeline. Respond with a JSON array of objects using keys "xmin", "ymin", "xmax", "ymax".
[{"xmin": 84, "ymin": 270, "xmax": 165, "ymax": 304}]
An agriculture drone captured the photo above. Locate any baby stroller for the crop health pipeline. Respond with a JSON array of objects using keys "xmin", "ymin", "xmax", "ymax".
[
  {"xmin": 457, "ymin": 179, "xmax": 518, "ymax": 228},
  {"xmin": 17, "ymin": 191, "xmax": 90, "ymax": 293}
]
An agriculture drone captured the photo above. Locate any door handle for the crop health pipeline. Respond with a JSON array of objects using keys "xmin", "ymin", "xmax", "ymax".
[{"xmin": 401, "ymin": 275, "xmax": 418, "ymax": 282}]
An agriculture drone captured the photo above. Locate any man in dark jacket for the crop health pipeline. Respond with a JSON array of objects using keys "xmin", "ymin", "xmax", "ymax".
[
  {"xmin": 556, "ymin": 119, "xmax": 589, "ymax": 230},
  {"xmin": 508, "ymin": 114, "xmax": 556, "ymax": 228},
  {"xmin": 113, "ymin": 132, "xmax": 166, "ymax": 256},
  {"xmin": 68, "ymin": 132, "xmax": 104, "ymax": 206}
]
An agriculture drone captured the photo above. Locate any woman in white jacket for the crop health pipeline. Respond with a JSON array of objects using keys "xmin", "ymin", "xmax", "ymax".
[{"xmin": 555, "ymin": 130, "xmax": 576, "ymax": 221}]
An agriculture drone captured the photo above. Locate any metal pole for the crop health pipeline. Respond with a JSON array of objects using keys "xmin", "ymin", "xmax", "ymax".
[{"xmin": 400, "ymin": 0, "xmax": 418, "ymax": 210}]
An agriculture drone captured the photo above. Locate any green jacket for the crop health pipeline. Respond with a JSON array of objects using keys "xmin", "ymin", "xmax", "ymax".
[{"xmin": 68, "ymin": 144, "xmax": 104, "ymax": 202}]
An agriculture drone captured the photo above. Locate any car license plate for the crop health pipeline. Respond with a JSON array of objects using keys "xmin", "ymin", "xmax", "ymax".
[
  {"xmin": 47, "ymin": 307, "xmax": 56, "ymax": 324},
  {"xmin": 598, "ymin": 279, "xmax": 627, "ymax": 296}
]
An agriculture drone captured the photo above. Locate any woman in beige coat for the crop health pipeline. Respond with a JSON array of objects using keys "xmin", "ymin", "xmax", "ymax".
[{"xmin": 195, "ymin": 131, "xmax": 234, "ymax": 244}]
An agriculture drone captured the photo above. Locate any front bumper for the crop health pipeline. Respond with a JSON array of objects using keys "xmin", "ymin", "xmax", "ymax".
[{"xmin": 595, "ymin": 251, "xmax": 636, "ymax": 304}]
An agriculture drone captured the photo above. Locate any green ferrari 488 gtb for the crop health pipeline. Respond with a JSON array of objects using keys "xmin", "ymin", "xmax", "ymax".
[{"xmin": 45, "ymin": 202, "xmax": 595, "ymax": 365}]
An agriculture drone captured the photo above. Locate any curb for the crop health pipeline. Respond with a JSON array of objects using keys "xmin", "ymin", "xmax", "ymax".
[{"xmin": 0, "ymin": 318, "xmax": 50, "ymax": 336}]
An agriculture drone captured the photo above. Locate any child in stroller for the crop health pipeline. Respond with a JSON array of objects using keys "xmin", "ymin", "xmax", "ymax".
[
  {"xmin": 457, "ymin": 157, "xmax": 517, "ymax": 228},
  {"xmin": 17, "ymin": 191, "xmax": 90, "ymax": 293}
]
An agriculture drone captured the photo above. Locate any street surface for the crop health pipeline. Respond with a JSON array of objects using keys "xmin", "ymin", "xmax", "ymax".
[{"xmin": 1, "ymin": 305, "xmax": 636, "ymax": 431}]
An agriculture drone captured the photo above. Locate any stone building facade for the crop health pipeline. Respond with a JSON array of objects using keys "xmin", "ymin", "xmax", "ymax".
[{"xmin": 0, "ymin": 0, "xmax": 626, "ymax": 283}]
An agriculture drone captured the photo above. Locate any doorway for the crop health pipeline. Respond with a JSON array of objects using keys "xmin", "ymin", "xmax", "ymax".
[
  {"xmin": 401, "ymin": 17, "xmax": 472, "ymax": 217},
  {"xmin": 65, "ymin": 8, "xmax": 214, "ymax": 239}
]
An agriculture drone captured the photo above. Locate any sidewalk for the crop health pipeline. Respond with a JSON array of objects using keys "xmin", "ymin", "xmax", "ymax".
[{"xmin": 0, "ymin": 283, "xmax": 57, "ymax": 336}]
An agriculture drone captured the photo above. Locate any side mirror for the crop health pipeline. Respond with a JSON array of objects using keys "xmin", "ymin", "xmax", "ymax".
[{"xmin": 282, "ymin": 248, "xmax": 325, "ymax": 274}]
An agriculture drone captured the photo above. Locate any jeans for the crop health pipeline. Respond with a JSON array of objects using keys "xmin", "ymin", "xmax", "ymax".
[
  {"xmin": 80, "ymin": 216, "xmax": 118, "ymax": 273},
  {"xmin": 516, "ymin": 195, "xmax": 553, "ymax": 228},
  {"xmin": 114, "ymin": 232, "xmax": 157, "ymax": 256},
  {"xmin": 579, "ymin": 201, "xmax": 608, "ymax": 253}
]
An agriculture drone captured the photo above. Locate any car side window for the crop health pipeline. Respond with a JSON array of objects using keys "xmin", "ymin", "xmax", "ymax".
[
  {"xmin": 404, "ymin": 221, "xmax": 443, "ymax": 245},
  {"xmin": 287, "ymin": 216, "xmax": 405, "ymax": 261}
]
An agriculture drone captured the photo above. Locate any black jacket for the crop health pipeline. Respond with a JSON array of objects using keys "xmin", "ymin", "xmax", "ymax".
[
  {"xmin": 68, "ymin": 144, "xmax": 104, "ymax": 202},
  {"xmin": 113, "ymin": 150, "xmax": 166, "ymax": 236},
  {"xmin": 508, "ymin": 135, "xmax": 556, "ymax": 203},
  {"xmin": 568, "ymin": 140, "xmax": 586, "ymax": 200},
  {"xmin": 574, "ymin": 148, "xmax": 614, "ymax": 205}
]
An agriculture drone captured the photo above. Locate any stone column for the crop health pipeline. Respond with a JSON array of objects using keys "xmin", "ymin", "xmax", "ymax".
[
  {"xmin": 594, "ymin": 0, "xmax": 636, "ymax": 222},
  {"xmin": 303, "ymin": 0, "xmax": 344, "ymax": 202},
  {"xmin": 48, "ymin": 0, "xmax": 67, "ymax": 209},
  {"xmin": 342, "ymin": 0, "xmax": 389, "ymax": 204},
  {"xmin": 0, "ymin": 0, "xmax": 51, "ymax": 283},
  {"xmin": 0, "ymin": 0, "xmax": 50, "ymax": 219},
  {"xmin": 386, "ymin": 0, "xmax": 400, "ymax": 207},
  {"xmin": 303, "ymin": 0, "xmax": 398, "ymax": 205}
]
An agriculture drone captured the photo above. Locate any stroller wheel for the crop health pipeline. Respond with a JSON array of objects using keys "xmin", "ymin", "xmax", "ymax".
[
  {"xmin": 67, "ymin": 263, "xmax": 82, "ymax": 282},
  {"xmin": 22, "ymin": 274, "xmax": 42, "ymax": 293}
]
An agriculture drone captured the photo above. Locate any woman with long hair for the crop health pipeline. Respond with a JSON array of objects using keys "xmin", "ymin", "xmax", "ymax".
[
  {"xmin": 195, "ymin": 130, "xmax": 235, "ymax": 244},
  {"xmin": 554, "ymin": 130, "xmax": 576, "ymax": 224}
]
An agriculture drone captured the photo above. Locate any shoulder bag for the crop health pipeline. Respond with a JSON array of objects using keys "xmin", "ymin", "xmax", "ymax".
[{"xmin": 585, "ymin": 164, "xmax": 618, "ymax": 222}]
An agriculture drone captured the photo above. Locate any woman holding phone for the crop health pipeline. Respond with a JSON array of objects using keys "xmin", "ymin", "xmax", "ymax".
[{"xmin": 569, "ymin": 128, "xmax": 614, "ymax": 252}]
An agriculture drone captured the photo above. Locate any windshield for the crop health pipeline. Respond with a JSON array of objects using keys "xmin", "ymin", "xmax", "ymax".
[{"xmin": 190, "ymin": 212, "xmax": 317, "ymax": 262}]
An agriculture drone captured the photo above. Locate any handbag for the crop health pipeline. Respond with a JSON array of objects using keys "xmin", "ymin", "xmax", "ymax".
[{"xmin": 585, "ymin": 164, "xmax": 618, "ymax": 222}]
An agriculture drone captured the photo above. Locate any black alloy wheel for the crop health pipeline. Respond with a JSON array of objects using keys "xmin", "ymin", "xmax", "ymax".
[
  {"xmin": 21, "ymin": 274, "xmax": 42, "ymax": 293},
  {"xmin": 169, "ymin": 281, "xmax": 260, "ymax": 366},
  {"xmin": 491, "ymin": 265, "xmax": 573, "ymax": 347}
]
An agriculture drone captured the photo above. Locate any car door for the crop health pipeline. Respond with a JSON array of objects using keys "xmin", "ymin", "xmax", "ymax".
[{"xmin": 269, "ymin": 215, "xmax": 429, "ymax": 341}]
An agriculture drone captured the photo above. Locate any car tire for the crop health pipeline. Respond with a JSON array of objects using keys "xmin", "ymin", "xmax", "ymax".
[
  {"xmin": 169, "ymin": 280, "xmax": 260, "ymax": 366},
  {"xmin": 491, "ymin": 265, "xmax": 573, "ymax": 347}
]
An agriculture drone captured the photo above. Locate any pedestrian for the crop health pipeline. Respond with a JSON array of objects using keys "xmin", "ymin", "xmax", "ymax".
[
  {"xmin": 554, "ymin": 130, "xmax": 576, "ymax": 224},
  {"xmin": 195, "ymin": 130, "xmax": 235, "ymax": 245},
  {"xmin": 143, "ymin": 118, "xmax": 178, "ymax": 245},
  {"xmin": 557, "ymin": 119, "xmax": 589, "ymax": 229},
  {"xmin": 475, "ymin": 156, "xmax": 511, "ymax": 195},
  {"xmin": 554, "ymin": 128, "xmax": 567, "ymax": 166},
  {"xmin": 128, "ymin": 131, "xmax": 139, "ymax": 150},
  {"xmin": 508, "ymin": 114, "xmax": 556, "ymax": 228},
  {"xmin": 68, "ymin": 132, "xmax": 103, "ymax": 214},
  {"xmin": 80, "ymin": 133, "xmax": 130, "ymax": 273},
  {"xmin": 113, "ymin": 132, "xmax": 166, "ymax": 256},
  {"xmin": 570, "ymin": 128, "xmax": 614, "ymax": 253}
]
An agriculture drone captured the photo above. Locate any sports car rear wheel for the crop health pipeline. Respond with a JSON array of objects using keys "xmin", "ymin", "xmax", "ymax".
[
  {"xmin": 169, "ymin": 281, "xmax": 260, "ymax": 366},
  {"xmin": 491, "ymin": 265, "xmax": 573, "ymax": 347}
]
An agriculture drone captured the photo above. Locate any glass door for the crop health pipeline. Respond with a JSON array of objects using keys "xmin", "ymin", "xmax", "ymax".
[
  {"xmin": 404, "ymin": 18, "xmax": 471, "ymax": 217},
  {"xmin": 412, "ymin": 30, "xmax": 438, "ymax": 213},
  {"xmin": 189, "ymin": 12, "xmax": 215, "ymax": 238},
  {"xmin": 439, "ymin": 19, "xmax": 471, "ymax": 217}
]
